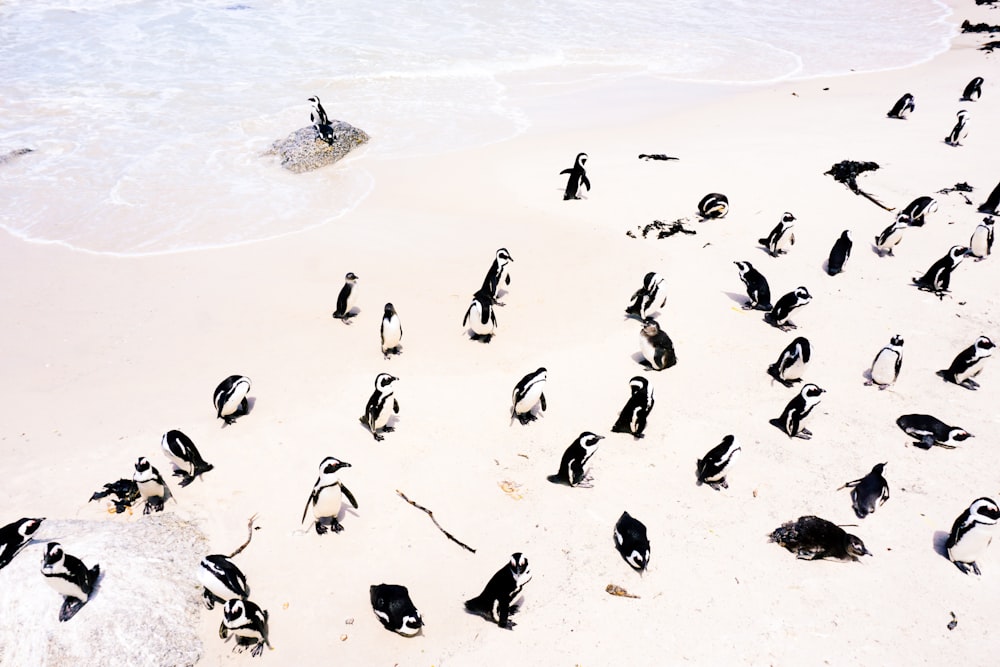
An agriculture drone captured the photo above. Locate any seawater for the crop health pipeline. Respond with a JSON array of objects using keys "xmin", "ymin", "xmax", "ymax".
[{"xmin": 0, "ymin": 0, "xmax": 953, "ymax": 255}]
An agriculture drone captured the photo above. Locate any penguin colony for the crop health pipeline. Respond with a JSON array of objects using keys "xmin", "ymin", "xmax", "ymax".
[{"xmin": 4, "ymin": 77, "xmax": 1000, "ymax": 661}]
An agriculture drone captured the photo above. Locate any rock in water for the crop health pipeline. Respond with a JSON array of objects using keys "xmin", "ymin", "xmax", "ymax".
[{"xmin": 264, "ymin": 121, "xmax": 369, "ymax": 174}]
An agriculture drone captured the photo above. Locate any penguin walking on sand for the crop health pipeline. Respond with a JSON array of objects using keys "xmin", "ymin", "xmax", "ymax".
[
  {"xmin": 370, "ymin": 584, "xmax": 424, "ymax": 636},
  {"xmin": 969, "ymin": 217, "xmax": 994, "ymax": 260},
  {"xmin": 301, "ymin": 456, "xmax": 358, "ymax": 534},
  {"xmin": 826, "ymin": 230, "xmax": 853, "ymax": 275},
  {"xmin": 696, "ymin": 435, "xmax": 741, "ymax": 491},
  {"xmin": 332, "ymin": 272, "xmax": 359, "ymax": 322},
  {"xmin": 480, "ymin": 248, "xmax": 513, "ymax": 305},
  {"xmin": 938, "ymin": 335, "xmax": 994, "ymax": 390},
  {"xmin": 134, "ymin": 456, "xmax": 171, "ymax": 514},
  {"xmin": 887, "ymin": 92, "xmax": 915, "ymax": 119},
  {"xmin": 0, "ymin": 517, "xmax": 44, "ymax": 571},
  {"xmin": 625, "ymin": 271, "xmax": 667, "ymax": 320},
  {"xmin": 734, "ymin": 261, "xmax": 771, "ymax": 311},
  {"xmin": 161, "ymin": 429, "xmax": 213, "ymax": 487},
  {"xmin": 511, "ymin": 367, "xmax": 547, "ymax": 425},
  {"xmin": 213, "ymin": 374, "xmax": 251, "ymax": 426},
  {"xmin": 614, "ymin": 512, "xmax": 650, "ymax": 573},
  {"xmin": 638, "ymin": 318, "xmax": 676, "ymax": 370},
  {"xmin": 463, "ymin": 288, "xmax": 499, "ymax": 342},
  {"xmin": 40, "ymin": 542, "xmax": 100, "ymax": 622},
  {"xmin": 465, "ymin": 553, "xmax": 532, "ymax": 629},
  {"xmin": 611, "ymin": 376, "xmax": 655, "ymax": 439},
  {"xmin": 360, "ymin": 373, "xmax": 399, "ymax": 441},
  {"xmin": 767, "ymin": 287, "xmax": 812, "ymax": 331},
  {"xmin": 220, "ymin": 599, "xmax": 271, "ymax": 657},
  {"xmin": 898, "ymin": 196, "xmax": 938, "ymax": 226},
  {"xmin": 548, "ymin": 432, "xmax": 603, "ymax": 487},
  {"xmin": 759, "ymin": 212, "xmax": 796, "ymax": 257},
  {"xmin": 961, "ymin": 76, "xmax": 984, "ymax": 102},
  {"xmin": 874, "ymin": 217, "xmax": 907, "ymax": 256},
  {"xmin": 560, "ymin": 152, "xmax": 590, "ymax": 200},
  {"xmin": 896, "ymin": 414, "xmax": 973, "ymax": 449},
  {"xmin": 913, "ymin": 245, "xmax": 968, "ymax": 298},
  {"xmin": 768, "ymin": 336, "xmax": 812, "ymax": 387},
  {"xmin": 946, "ymin": 497, "xmax": 1000, "ymax": 576},
  {"xmin": 380, "ymin": 303, "xmax": 403, "ymax": 357},
  {"xmin": 307, "ymin": 95, "xmax": 336, "ymax": 144},
  {"xmin": 769, "ymin": 516, "xmax": 870, "ymax": 562},
  {"xmin": 198, "ymin": 554, "xmax": 250, "ymax": 610},
  {"xmin": 697, "ymin": 192, "xmax": 729, "ymax": 219},
  {"xmin": 866, "ymin": 335, "xmax": 904, "ymax": 389},
  {"xmin": 945, "ymin": 110, "xmax": 970, "ymax": 146},
  {"xmin": 770, "ymin": 383, "xmax": 824, "ymax": 440},
  {"xmin": 839, "ymin": 463, "xmax": 889, "ymax": 518}
]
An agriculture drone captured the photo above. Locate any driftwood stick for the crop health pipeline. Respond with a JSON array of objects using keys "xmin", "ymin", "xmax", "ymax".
[
  {"xmin": 396, "ymin": 490, "xmax": 476, "ymax": 553},
  {"xmin": 229, "ymin": 513, "xmax": 259, "ymax": 558}
]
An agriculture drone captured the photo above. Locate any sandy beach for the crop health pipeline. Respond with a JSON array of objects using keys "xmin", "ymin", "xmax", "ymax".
[{"xmin": 3, "ymin": 1, "xmax": 1000, "ymax": 665}]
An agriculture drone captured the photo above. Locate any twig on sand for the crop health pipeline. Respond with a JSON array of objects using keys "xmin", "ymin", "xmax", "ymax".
[
  {"xmin": 229, "ymin": 513, "xmax": 259, "ymax": 558},
  {"xmin": 397, "ymin": 490, "xmax": 476, "ymax": 553}
]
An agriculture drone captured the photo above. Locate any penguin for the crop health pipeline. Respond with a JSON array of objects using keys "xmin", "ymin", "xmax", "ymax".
[
  {"xmin": 968, "ymin": 216, "xmax": 994, "ymax": 260},
  {"xmin": 946, "ymin": 497, "xmax": 1000, "ymax": 576},
  {"xmin": 213, "ymin": 374, "xmax": 251, "ymax": 426},
  {"xmin": 332, "ymin": 271, "xmax": 359, "ymax": 322},
  {"xmin": 980, "ymin": 180, "xmax": 1000, "ymax": 214},
  {"xmin": 380, "ymin": 302, "xmax": 403, "ymax": 357},
  {"xmin": 913, "ymin": 245, "xmax": 968, "ymax": 298},
  {"xmin": 560, "ymin": 152, "xmax": 590, "ymax": 200},
  {"xmin": 874, "ymin": 216, "xmax": 907, "ymax": 256},
  {"xmin": 307, "ymin": 95, "xmax": 335, "ymax": 145},
  {"xmin": 758, "ymin": 212, "xmax": 796, "ymax": 256},
  {"xmin": 480, "ymin": 248, "xmax": 513, "ymax": 306},
  {"xmin": 866, "ymin": 335, "xmax": 904, "ymax": 389},
  {"xmin": 898, "ymin": 196, "xmax": 938, "ymax": 226},
  {"xmin": 944, "ymin": 109, "xmax": 969, "ymax": 146},
  {"xmin": 770, "ymin": 383, "xmax": 824, "ymax": 440},
  {"xmin": 734, "ymin": 261, "xmax": 772, "ymax": 311},
  {"xmin": 301, "ymin": 456, "xmax": 358, "ymax": 534},
  {"xmin": 826, "ymin": 230, "xmax": 852, "ymax": 275},
  {"xmin": 696, "ymin": 434, "xmax": 741, "ymax": 491},
  {"xmin": 839, "ymin": 463, "xmax": 890, "ymax": 519},
  {"xmin": 40, "ymin": 542, "xmax": 100, "ymax": 622},
  {"xmin": 360, "ymin": 373, "xmax": 399, "ymax": 441},
  {"xmin": 548, "ymin": 431, "xmax": 603, "ymax": 487},
  {"xmin": 370, "ymin": 583, "xmax": 424, "ymax": 636},
  {"xmin": 961, "ymin": 76, "xmax": 984, "ymax": 102},
  {"xmin": 465, "ymin": 552, "xmax": 532, "ymax": 629},
  {"xmin": 766, "ymin": 286, "xmax": 812, "ymax": 331},
  {"xmin": 624, "ymin": 271, "xmax": 667, "ymax": 320},
  {"xmin": 462, "ymin": 288, "xmax": 498, "ymax": 343},
  {"xmin": 938, "ymin": 335, "xmax": 995, "ymax": 390},
  {"xmin": 160, "ymin": 429, "xmax": 213, "ymax": 487},
  {"xmin": 219, "ymin": 598, "xmax": 271, "ymax": 657},
  {"xmin": 133, "ymin": 456, "xmax": 170, "ymax": 514},
  {"xmin": 614, "ymin": 511, "xmax": 650, "ymax": 573},
  {"xmin": 198, "ymin": 554, "xmax": 249, "ymax": 610},
  {"xmin": 895, "ymin": 414, "xmax": 973, "ymax": 449},
  {"xmin": 769, "ymin": 516, "xmax": 870, "ymax": 562},
  {"xmin": 610, "ymin": 376, "xmax": 655, "ymax": 439},
  {"xmin": 767, "ymin": 336, "xmax": 812, "ymax": 387},
  {"xmin": 886, "ymin": 92, "xmax": 915, "ymax": 119},
  {"xmin": 0, "ymin": 517, "xmax": 44, "ymax": 570},
  {"xmin": 510, "ymin": 367, "xmax": 547, "ymax": 425},
  {"xmin": 697, "ymin": 192, "xmax": 729, "ymax": 219},
  {"xmin": 638, "ymin": 318, "xmax": 676, "ymax": 370}
]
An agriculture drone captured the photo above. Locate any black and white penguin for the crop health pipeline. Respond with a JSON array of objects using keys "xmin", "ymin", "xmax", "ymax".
[
  {"xmin": 462, "ymin": 288, "xmax": 498, "ymax": 343},
  {"xmin": 946, "ymin": 497, "xmax": 1000, "ymax": 576},
  {"xmin": 219, "ymin": 598, "xmax": 271, "ymax": 657},
  {"xmin": 866, "ymin": 335, "xmax": 904, "ymax": 389},
  {"xmin": 160, "ymin": 429, "xmax": 213, "ymax": 487},
  {"xmin": 480, "ymin": 248, "xmax": 513, "ymax": 306},
  {"xmin": 839, "ymin": 463, "xmax": 889, "ymax": 519},
  {"xmin": 370, "ymin": 583, "xmax": 424, "ymax": 636},
  {"xmin": 826, "ymin": 230, "xmax": 853, "ymax": 275},
  {"xmin": 944, "ymin": 109, "xmax": 970, "ymax": 146},
  {"xmin": 548, "ymin": 432, "xmax": 603, "ymax": 487},
  {"xmin": 895, "ymin": 413, "xmax": 973, "ymax": 449},
  {"xmin": 733, "ymin": 261, "xmax": 772, "ymax": 311},
  {"xmin": 759, "ymin": 212, "xmax": 796, "ymax": 257},
  {"xmin": 766, "ymin": 286, "xmax": 812, "ymax": 331},
  {"xmin": 938, "ymin": 335, "xmax": 994, "ymax": 390},
  {"xmin": 913, "ymin": 245, "xmax": 968, "ymax": 298},
  {"xmin": 510, "ymin": 367, "xmax": 547, "ymax": 425},
  {"xmin": 307, "ymin": 95, "xmax": 335, "ymax": 144},
  {"xmin": 898, "ymin": 196, "xmax": 938, "ymax": 226},
  {"xmin": 301, "ymin": 456, "xmax": 358, "ymax": 534},
  {"xmin": 624, "ymin": 271, "xmax": 667, "ymax": 320},
  {"xmin": 465, "ymin": 552, "xmax": 532, "ymax": 629},
  {"xmin": 969, "ymin": 217, "xmax": 994, "ymax": 260},
  {"xmin": 133, "ymin": 456, "xmax": 170, "ymax": 514},
  {"xmin": 560, "ymin": 152, "xmax": 590, "ymax": 200},
  {"xmin": 980, "ymin": 180, "xmax": 1000, "ymax": 214},
  {"xmin": 696, "ymin": 435, "xmax": 741, "ymax": 491},
  {"xmin": 614, "ymin": 511, "xmax": 650, "ymax": 573},
  {"xmin": 638, "ymin": 318, "xmax": 676, "ymax": 370},
  {"xmin": 332, "ymin": 271, "xmax": 359, "ymax": 322},
  {"xmin": 198, "ymin": 554, "xmax": 249, "ymax": 610},
  {"xmin": 610, "ymin": 376, "xmax": 655, "ymax": 439},
  {"xmin": 886, "ymin": 92, "xmax": 915, "ymax": 119},
  {"xmin": 0, "ymin": 517, "xmax": 44, "ymax": 570},
  {"xmin": 770, "ymin": 383, "xmax": 824, "ymax": 440},
  {"xmin": 769, "ymin": 516, "xmax": 870, "ymax": 562},
  {"xmin": 961, "ymin": 76, "xmax": 984, "ymax": 102},
  {"xmin": 697, "ymin": 192, "xmax": 729, "ymax": 219},
  {"xmin": 874, "ymin": 216, "xmax": 907, "ymax": 256},
  {"xmin": 767, "ymin": 336, "xmax": 812, "ymax": 387},
  {"xmin": 360, "ymin": 373, "xmax": 399, "ymax": 441},
  {"xmin": 213, "ymin": 374, "xmax": 251, "ymax": 426},
  {"xmin": 380, "ymin": 302, "xmax": 403, "ymax": 358},
  {"xmin": 40, "ymin": 542, "xmax": 100, "ymax": 622}
]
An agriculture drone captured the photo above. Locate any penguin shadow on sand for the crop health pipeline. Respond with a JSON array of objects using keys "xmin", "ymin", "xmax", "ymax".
[
  {"xmin": 932, "ymin": 530, "xmax": 951, "ymax": 560},
  {"xmin": 722, "ymin": 291, "xmax": 754, "ymax": 309}
]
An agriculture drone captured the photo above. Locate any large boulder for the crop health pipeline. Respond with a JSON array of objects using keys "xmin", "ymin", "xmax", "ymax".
[{"xmin": 264, "ymin": 121, "xmax": 370, "ymax": 174}]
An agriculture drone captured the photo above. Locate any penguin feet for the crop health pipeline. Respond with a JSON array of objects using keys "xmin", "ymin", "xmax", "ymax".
[
  {"xmin": 203, "ymin": 589, "xmax": 221, "ymax": 610},
  {"xmin": 382, "ymin": 426, "xmax": 395, "ymax": 433},
  {"xmin": 795, "ymin": 429, "xmax": 813, "ymax": 440},
  {"xmin": 954, "ymin": 560, "xmax": 981, "ymax": 576},
  {"xmin": 143, "ymin": 498, "xmax": 164, "ymax": 515},
  {"xmin": 960, "ymin": 379, "xmax": 980, "ymax": 390},
  {"xmin": 777, "ymin": 322, "xmax": 797, "ymax": 332},
  {"xmin": 515, "ymin": 412, "xmax": 537, "ymax": 425},
  {"xmin": 372, "ymin": 432, "xmax": 385, "ymax": 442},
  {"xmin": 331, "ymin": 519, "xmax": 344, "ymax": 534},
  {"xmin": 175, "ymin": 472, "xmax": 196, "ymax": 488},
  {"xmin": 58, "ymin": 596, "xmax": 88, "ymax": 622},
  {"xmin": 315, "ymin": 521, "xmax": 327, "ymax": 535}
]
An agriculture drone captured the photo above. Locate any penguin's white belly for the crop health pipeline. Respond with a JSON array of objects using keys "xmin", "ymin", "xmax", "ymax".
[
  {"xmin": 881, "ymin": 230, "xmax": 903, "ymax": 250},
  {"xmin": 219, "ymin": 388, "xmax": 248, "ymax": 417},
  {"xmin": 782, "ymin": 357, "xmax": 806, "ymax": 381},
  {"xmin": 44, "ymin": 574, "xmax": 87, "ymax": 600},
  {"xmin": 639, "ymin": 335, "xmax": 659, "ymax": 367},
  {"xmin": 950, "ymin": 527, "xmax": 994, "ymax": 563},
  {"xmin": 136, "ymin": 478, "xmax": 164, "ymax": 500},
  {"xmin": 372, "ymin": 398, "xmax": 394, "ymax": 430},
  {"xmin": 775, "ymin": 229, "xmax": 794, "ymax": 252},
  {"xmin": 515, "ymin": 384, "xmax": 544, "ymax": 414},
  {"xmin": 467, "ymin": 305, "xmax": 495, "ymax": 336},
  {"xmin": 871, "ymin": 351, "xmax": 899, "ymax": 385},
  {"xmin": 954, "ymin": 359, "xmax": 985, "ymax": 384},
  {"xmin": 970, "ymin": 229, "xmax": 990, "ymax": 258},
  {"xmin": 381, "ymin": 319, "xmax": 402, "ymax": 349},
  {"xmin": 313, "ymin": 484, "xmax": 343, "ymax": 518}
]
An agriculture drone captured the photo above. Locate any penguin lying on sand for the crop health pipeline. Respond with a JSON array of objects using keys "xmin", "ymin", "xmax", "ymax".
[{"xmin": 769, "ymin": 516, "xmax": 870, "ymax": 562}]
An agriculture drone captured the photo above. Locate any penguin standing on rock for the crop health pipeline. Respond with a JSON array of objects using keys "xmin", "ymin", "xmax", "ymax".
[
  {"xmin": 734, "ymin": 261, "xmax": 771, "ymax": 311},
  {"xmin": 198, "ymin": 554, "xmax": 250, "ymax": 610},
  {"xmin": 938, "ymin": 335, "xmax": 994, "ymax": 390},
  {"xmin": 380, "ymin": 303, "xmax": 403, "ymax": 357},
  {"xmin": 896, "ymin": 414, "xmax": 973, "ymax": 449},
  {"xmin": 511, "ymin": 367, "xmax": 547, "ymax": 425},
  {"xmin": 611, "ymin": 376, "xmax": 655, "ymax": 439},
  {"xmin": 307, "ymin": 95, "xmax": 336, "ymax": 144},
  {"xmin": 161, "ymin": 429, "xmax": 213, "ymax": 487},
  {"xmin": 40, "ymin": 542, "xmax": 100, "ymax": 622},
  {"xmin": 866, "ymin": 335, "xmax": 904, "ymax": 389},
  {"xmin": 767, "ymin": 336, "xmax": 811, "ymax": 387},
  {"xmin": 371, "ymin": 584, "xmax": 424, "ymax": 636},
  {"xmin": 625, "ymin": 271, "xmax": 666, "ymax": 320},
  {"xmin": 614, "ymin": 512, "xmax": 650, "ymax": 573},
  {"xmin": 465, "ymin": 553, "xmax": 532, "ymax": 629},
  {"xmin": 548, "ymin": 432, "xmax": 602, "ymax": 487},
  {"xmin": 839, "ymin": 463, "xmax": 889, "ymax": 518},
  {"xmin": 766, "ymin": 287, "xmax": 812, "ymax": 331},
  {"xmin": 0, "ymin": 517, "xmax": 45, "ymax": 570},
  {"xmin": 913, "ymin": 245, "xmax": 968, "ymax": 298},
  {"xmin": 560, "ymin": 152, "xmax": 590, "ymax": 200},
  {"xmin": 696, "ymin": 435, "xmax": 741, "ymax": 491},
  {"xmin": 332, "ymin": 272, "xmax": 359, "ymax": 322},
  {"xmin": 770, "ymin": 383, "xmax": 824, "ymax": 440},
  {"xmin": 480, "ymin": 248, "xmax": 513, "ymax": 306},
  {"xmin": 899, "ymin": 196, "xmax": 938, "ymax": 226},
  {"xmin": 945, "ymin": 110, "xmax": 970, "ymax": 146},
  {"xmin": 874, "ymin": 217, "xmax": 907, "ymax": 256},
  {"xmin": 219, "ymin": 599, "xmax": 271, "ymax": 657},
  {"xmin": 769, "ymin": 516, "xmax": 870, "ymax": 561},
  {"xmin": 463, "ymin": 288, "xmax": 498, "ymax": 342},
  {"xmin": 134, "ymin": 456, "xmax": 170, "ymax": 514},
  {"xmin": 887, "ymin": 93, "xmax": 915, "ymax": 119},
  {"xmin": 969, "ymin": 217, "xmax": 994, "ymax": 260},
  {"xmin": 826, "ymin": 230, "xmax": 852, "ymax": 275},
  {"xmin": 213, "ymin": 375, "xmax": 251, "ymax": 425},
  {"xmin": 697, "ymin": 193, "xmax": 729, "ymax": 219},
  {"xmin": 961, "ymin": 77, "xmax": 984, "ymax": 102},
  {"xmin": 759, "ymin": 212, "xmax": 796, "ymax": 256},
  {"xmin": 360, "ymin": 373, "xmax": 399, "ymax": 441},
  {"xmin": 946, "ymin": 497, "xmax": 1000, "ymax": 576},
  {"xmin": 301, "ymin": 456, "xmax": 358, "ymax": 534},
  {"xmin": 638, "ymin": 318, "xmax": 676, "ymax": 370}
]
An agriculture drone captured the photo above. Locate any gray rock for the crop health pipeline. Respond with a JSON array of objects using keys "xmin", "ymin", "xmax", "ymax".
[
  {"xmin": 0, "ymin": 148, "xmax": 33, "ymax": 165},
  {"xmin": 264, "ymin": 121, "xmax": 369, "ymax": 174}
]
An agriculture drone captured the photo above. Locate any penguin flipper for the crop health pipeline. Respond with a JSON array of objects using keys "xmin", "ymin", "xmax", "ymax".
[
  {"xmin": 462, "ymin": 308, "xmax": 471, "ymax": 328},
  {"xmin": 341, "ymin": 484, "xmax": 359, "ymax": 510},
  {"xmin": 539, "ymin": 393, "xmax": 546, "ymax": 412},
  {"xmin": 559, "ymin": 168, "xmax": 573, "ymax": 175},
  {"xmin": 59, "ymin": 596, "xmax": 88, "ymax": 622},
  {"xmin": 301, "ymin": 488, "xmax": 318, "ymax": 524},
  {"xmin": 838, "ymin": 478, "xmax": 863, "ymax": 491},
  {"xmin": 392, "ymin": 398, "xmax": 400, "ymax": 414},
  {"xmin": 581, "ymin": 175, "xmax": 591, "ymax": 191}
]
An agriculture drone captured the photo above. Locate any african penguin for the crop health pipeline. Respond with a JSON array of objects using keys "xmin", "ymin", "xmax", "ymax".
[
  {"xmin": 560, "ymin": 152, "xmax": 590, "ymax": 200},
  {"xmin": 638, "ymin": 318, "xmax": 676, "ymax": 370},
  {"xmin": 548, "ymin": 431, "xmax": 603, "ymax": 487},
  {"xmin": 511, "ymin": 367, "xmax": 547, "ymax": 425},
  {"xmin": 198, "ymin": 554, "xmax": 249, "ymax": 610},
  {"xmin": 370, "ymin": 583, "xmax": 424, "ymax": 636},
  {"xmin": 160, "ymin": 429, "xmax": 213, "ymax": 487},
  {"xmin": 896, "ymin": 414, "xmax": 973, "ymax": 449},
  {"xmin": 980, "ymin": 180, "xmax": 1000, "ymax": 214},
  {"xmin": 610, "ymin": 375, "xmax": 655, "ymax": 439},
  {"xmin": 874, "ymin": 216, "xmax": 907, "ymax": 256},
  {"xmin": 40, "ymin": 542, "xmax": 100, "ymax": 622},
  {"xmin": 734, "ymin": 261, "xmax": 772, "ymax": 311},
  {"xmin": 465, "ymin": 553, "xmax": 532, "ymax": 629},
  {"xmin": 625, "ymin": 271, "xmax": 667, "ymax": 320},
  {"xmin": 134, "ymin": 456, "xmax": 170, "ymax": 514},
  {"xmin": 213, "ymin": 374, "xmax": 251, "ymax": 425},
  {"xmin": 839, "ymin": 463, "xmax": 889, "ymax": 519},
  {"xmin": 219, "ymin": 598, "xmax": 271, "ymax": 657},
  {"xmin": 696, "ymin": 435, "xmax": 741, "ymax": 491},
  {"xmin": 961, "ymin": 76, "xmax": 984, "ymax": 101},
  {"xmin": 770, "ymin": 383, "xmax": 824, "ymax": 440},
  {"xmin": 0, "ymin": 517, "xmax": 44, "ymax": 571},
  {"xmin": 767, "ymin": 287, "xmax": 812, "ymax": 331},
  {"xmin": 332, "ymin": 271, "xmax": 359, "ymax": 322},
  {"xmin": 969, "ymin": 217, "xmax": 994, "ymax": 260},
  {"xmin": 886, "ymin": 92, "xmax": 915, "ymax": 119},
  {"xmin": 614, "ymin": 511, "xmax": 650, "ymax": 573},
  {"xmin": 380, "ymin": 302, "xmax": 403, "ymax": 357},
  {"xmin": 462, "ymin": 288, "xmax": 498, "ymax": 343},
  {"xmin": 938, "ymin": 335, "xmax": 994, "ymax": 390},
  {"xmin": 767, "ymin": 336, "xmax": 812, "ymax": 387},
  {"xmin": 759, "ymin": 212, "xmax": 796, "ymax": 257},
  {"xmin": 697, "ymin": 193, "xmax": 729, "ymax": 219},
  {"xmin": 307, "ymin": 95, "xmax": 335, "ymax": 144},
  {"xmin": 866, "ymin": 335, "xmax": 903, "ymax": 389},
  {"xmin": 946, "ymin": 497, "xmax": 1000, "ymax": 576},
  {"xmin": 898, "ymin": 196, "xmax": 938, "ymax": 227},
  {"xmin": 769, "ymin": 516, "xmax": 870, "ymax": 562},
  {"xmin": 480, "ymin": 248, "xmax": 513, "ymax": 306},
  {"xmin": 913, "ymin": 245, "xmax": 968, "ymax": 298},
  {"xmin": 301, "ymin": 456, "xmax": 358, "ymax": 534},
  {"xmin": 360, "ymin": 373, "xmax": 399, "ymax": 441},
  {"xmin": 826, "ymin": 230, "xmax": 852, "ymax": 275},
  {"xmin": 944, "ymin": 109, "xmax": 969, "ymax": 146}
]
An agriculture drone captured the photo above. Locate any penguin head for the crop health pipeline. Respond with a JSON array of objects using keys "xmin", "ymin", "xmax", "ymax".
[
  {"xmin": 970, "ymin": 497, "xmax": 1000, "ymax": 523},
  {"xmin": 42, "ymin": 542, "xmax": 64, "ymax": 567},
  {"xmin": 734, "ymin": 260, "xmax": 751, "ymax": 275},
  {"xmin": 889, "ymin": 335, "xmax": 904, "ymax": 347},
  {"xmin": 308, "ymin": 96, "xmax": 321, "ymax": 106},
  {"xmin": 628, "ymin": 376, "xmax": 649, "ymax": 395},
  {"xmin": 975, "ymin": 336, "xmax": 995, "ymax": 353},
  {"xmin": 576, "ymin": 432, "xmax": 604, "ymax": 451},
  {"xmin": 781, "ymin": 212, "xmax": 796, "ymax": 224},
  {"xmin": 344, "ymin": 272, "xmax": 359, "ymax": 283},
  {"xmin": 575, "ymin": 153, "xmax": 588, "ymax": 167},
  {"xmin": 949, "ymin": 429, "xmax": 974, "ymax": 443},
  {"xmin": 383, "ymin": 303, "xmax": 396, "ymax": 317},
  {"xmin": 957, "ymin": 109, "xmax": 969, "ymax": 121},
  {"xmin": 374, "ymin": 373, "xmax": 398, "ymax": 391},
  {"xmin": 949, "ymin": 245, "xmax": 971, "ymax": 261},
  {"xmin": 872, "ymin": 462, "xmax": 887, "ymax": 475},
  {"xmin": 495, "ymin": 248, "xmax": 513, "ymax": 265},
  {"xmin": 398, "ymin": 612, "xmax": 424, "ymax": 636},
  {"xmin": 134, "ymin": 456, "xmax": 152, "ymax": 473},
  {"xmin": 508, "ymin": 552, "xmax": 530, "ymax": 576},
  {"xmin": 844, "ymin": 534, "xmax": 871, "ymax": 561},
  {"xmin": 320, "ymin": 456, "xmax": 351, "ymax": 475},
  {"xmin": 640, "ymin": 318, "xmax": 661, "ymax": 337},
  {"xmin": 794, "ymin": 286, "xmax": 812, "ymax": 302},
  {"xmin": 222, "ymin": 599, "xmax": 246, "ymax": 625},
  {"xmin": 18, "ymin": 517, "xmax": 44, "ymax": 539},
  {"xmin": 801, "ymin": 383, "xmax": 824, "ymax": 400}
]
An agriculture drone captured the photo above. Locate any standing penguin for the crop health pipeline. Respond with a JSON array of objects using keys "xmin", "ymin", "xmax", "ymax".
[
  {"xmin": 332, "ymin": 271, "xmax": 359, "ymax": 322},
  {"xmin": 866, "ymin": 335, "xmax": 904, "ymax": 389},
  {"xmin": 770, "ymin": 383, "xmax": 825, "ymax": 440},
  {"xmin": 370, "ymin": 584, "xmax": 424, "ymax": 636},
  {"xmin": 896, "ymin": 414, "xmax": 973, "ymax": 449},
  {"xmin": 625, "ymin": 271, "xmax": 667, "ymax": 320},
  {"xmin": 913, "ymin": 245, "xmax": 969, "ymax": 298},
  {"xmin": 301, "ymin": 456, "xmax": 358, "ymax": 535},
  {"xmin": 874, "ymin": 216, "xmax": 907, "ymax": 256},
  {"xmin": 219, "ymin": 599, "xmax": 271, "ymax": 657},
  {"xmin": 610, "ymin": 376, "xmax": 655, "ymax": 439},
  {"xmin": 548, "ymin": 432, "xmax": 603, "ymax": 487},
  {"xmin": 360, "ymin": 373, "xmax": 399, "ymax": 441},
  {"xmin": 961, "ymin": 77, "xmax": 984, "ymax": 101},
  {"xmin": 697, "ymin": 193, "xmax": 729, "ymax": 219},
  {"xmin": 614, "ymin": 511, "xmax": 650, "ymax": 573},
  {"xmin": 510, "ymin": 367, "xmax": 547, "ymax": 425},
  {"xmin": 40, "ymin": 542, "xmax": 100, "ymax": 622},
  {"xmin": 938, "ymin": 335, "xmax": 995, "ymax": 390},
  {"xmin": 198, "ymin": 554, "xmax": 250, "ymax": 610},
  {"xmin": 898, "ymin": 196, "xmax": 938, "ymax": 226},
  {"xmin": 465, "ymin": 553, "xmax": 532, "ymax": 629},
  {"xmin": 160, "ymin": 429, "xmax": 213, "ymax": 487},
  {"xmin": 734, "ymin": 261, "xmax": 772, "ymax": 311},
  {"xmin": 944, "ymin": 110, "xmax": 970, "ymax": 146},
  {"xmin": 767, "ymin": 287, "xmax": 812, "ymax": 331},
  {"xmin": 696, "ymin": 435, "xmax": 741, "ymax": 491},
  {"xmin": 946, "ymin": 497, "xmax": 1000, "ymax": 576},
  {"xmin": 759, "ymin": 212, "xmax": 796, "ymax": 257},
  {"xmin": 0, "ymin": 517, "xmax": 45, "ymax": 570},
  {"xmin": 887, "ymin": 92, "xmax": 915, "ymax": 119},
  {"xmin": 480, "ymin": 248, "xmax": 514, "ymax": 305},
  {"xmin": 638, "ymin": 318, "xmax": 677, "ymax": 370},
  {"xmin": 307, "ymin": 95, "xmax": 335, "ymax": 144},
  {"xmin": 560, "ymin": 152, "xmax": 590, "ymax": 200},
  {"xmin": 134, "ymin": 456, "xmax": 170, "ymax": 514},
  {"xmin": 826, "ymin": 230, "xmax": 853, "ymax": 275},
  {"xmin": 213, "ymin": 374, "xmax": 251, "ymax": 426},
  {"xmin": 769, "ymin": 516, "xmax": 870, "ymax": 562},
  {"xmin": 462, "ymin": 288, "xmax": 499, "ymax": 343},
  {"xmin": 767, "ymin": 336, "xmax": 812, "ymax": 387},
  {"xmin": 969, "ymin": 217, "xmax": 994, "ymax": 260},
  {"xmin": 839, "ymin": 463, "xmax": 890, "ymax": 518},
  {"xmin": 380, "ymin": 302, "xmax": 403, "ymax": 358}
]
